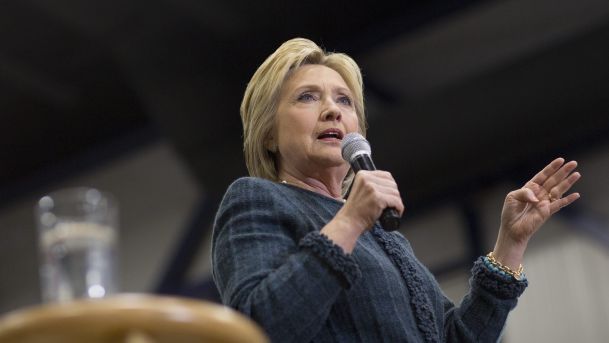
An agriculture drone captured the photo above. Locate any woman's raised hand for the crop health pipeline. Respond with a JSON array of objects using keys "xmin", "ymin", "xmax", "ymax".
[{"xmin": 494, "ymin": 158, "xmax": 581, "ymax": 268}]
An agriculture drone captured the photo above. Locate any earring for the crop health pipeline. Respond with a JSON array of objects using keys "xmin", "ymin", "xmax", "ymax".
[{"xmin": 265, "ymin": 141, "xmax": 277, "ymax": 153}]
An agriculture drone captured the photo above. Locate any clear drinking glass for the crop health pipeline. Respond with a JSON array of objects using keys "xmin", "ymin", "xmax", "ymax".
[{"xmin": 36, "ymin": 187, "xmax": 118, "ymax": 303}]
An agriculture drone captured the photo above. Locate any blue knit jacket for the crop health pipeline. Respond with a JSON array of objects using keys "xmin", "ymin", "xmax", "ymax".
[{"xmin": 212, "ymin": 177, "xmax": 527, "ymax": 342}]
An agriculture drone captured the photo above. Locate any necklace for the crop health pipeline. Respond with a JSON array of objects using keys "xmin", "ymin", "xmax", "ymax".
[{"xmin": 280, "ymin": 180, "xmax": 346, "ymax": 203}]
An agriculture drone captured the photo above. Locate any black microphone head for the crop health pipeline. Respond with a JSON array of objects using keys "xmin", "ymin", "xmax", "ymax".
[{"xmin": 341, "ymin": 133, "xmax": 371, "ymax": 163}]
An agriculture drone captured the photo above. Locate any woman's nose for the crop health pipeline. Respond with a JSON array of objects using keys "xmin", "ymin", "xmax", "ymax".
[{"xmin": 321, "ymin": 100, "xmax": 342, "ymax": 121}]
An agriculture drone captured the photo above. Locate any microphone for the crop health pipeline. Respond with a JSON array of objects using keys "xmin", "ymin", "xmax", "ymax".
[{"xmin": 341, "ymin": 133, "xmax": 401, "ymax": 231}]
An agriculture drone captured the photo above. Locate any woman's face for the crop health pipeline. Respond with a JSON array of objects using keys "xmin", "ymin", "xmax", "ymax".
[{"xmin": 273, "ymin": 64, "xmax": 359, "ymax": 178}]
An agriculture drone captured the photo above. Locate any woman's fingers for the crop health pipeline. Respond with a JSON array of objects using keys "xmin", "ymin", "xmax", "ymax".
[
  {"xmin": 550, "ymin": 192, "xmax": 581, "ymax": 215},
  {"xmin": 527, "ymin": 158, "xmax": 580, "ymax": 203},
  {"xmin": 529, "ymin": 158, "xmax": 565, "ymax": 185},
  {"xmin": 369, "ymin": 174, "xmax": 404, "ymax": 215},
  {"xmin": 542, "ymin": 160, "xmax": 578, "ymax": 191},
  {"xmin": 353, "ymin": 170, "xmax": 404, "ymax": 216},
  {"xmin": 389, "ymin": 191, "xmax": 405, "ymax": 215},
  {"xmin": 549, "ymin": 171, "xmax": 581, "ymax": 199}
]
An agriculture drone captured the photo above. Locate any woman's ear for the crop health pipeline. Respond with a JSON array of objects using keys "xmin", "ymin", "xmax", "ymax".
[{"xmin": 265, "ymin": 136, "xmax": 277, "ymax": 153}]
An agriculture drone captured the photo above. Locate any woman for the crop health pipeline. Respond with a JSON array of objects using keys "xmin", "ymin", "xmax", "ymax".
[{"xmin": 211, "ymin": 38, "xmax": 581, "ymax": 342}]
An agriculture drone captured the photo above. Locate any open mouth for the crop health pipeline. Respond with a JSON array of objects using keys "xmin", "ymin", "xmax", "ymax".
[{"xmin": 317, "ymin": 128, "xmax": 344, "ymax": 140}]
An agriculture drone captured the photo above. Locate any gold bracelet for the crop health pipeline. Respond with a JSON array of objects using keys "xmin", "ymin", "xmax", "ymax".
[{"xmin": 486, "ymin": 251, "xmax": 524, "ymax": 280}]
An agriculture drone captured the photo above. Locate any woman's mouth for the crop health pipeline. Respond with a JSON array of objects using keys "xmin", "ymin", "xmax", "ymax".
[{"xmin": 317, "ymin": 128, "xmax": 344, "ymax": 141}]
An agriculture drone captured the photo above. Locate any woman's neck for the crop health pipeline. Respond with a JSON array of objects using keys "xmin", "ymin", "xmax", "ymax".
[{"xmin": 278, "ymin": 169, "xmax": 345, "ymax": 200}]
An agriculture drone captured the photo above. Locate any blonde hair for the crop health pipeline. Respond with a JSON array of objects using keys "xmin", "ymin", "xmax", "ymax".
[{"xmin": 240, "ymin": 38, "xmax": 367, "ymax": 188}]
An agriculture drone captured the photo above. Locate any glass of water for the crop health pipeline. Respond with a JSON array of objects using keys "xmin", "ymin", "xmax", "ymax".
[{"xmin": 36, "ymin": 187, "xmax": 118, "ymax": 303}]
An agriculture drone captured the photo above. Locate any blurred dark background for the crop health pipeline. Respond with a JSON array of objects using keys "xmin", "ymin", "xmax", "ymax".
[
  {"xmin": 3, "ymin": 0, "xmax": 608, "ymax": 205},
  {"xmin": 1, "ymin": 0, "xmax": 608, "ymax": 340}
]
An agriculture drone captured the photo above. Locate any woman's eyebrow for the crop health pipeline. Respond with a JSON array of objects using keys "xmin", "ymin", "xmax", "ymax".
[
  {"xmin": 292, "ymin": 84, "xmax": 352, "ymax": 94},
  {"xmin": 292, "ymin": 84, "xmax": 322, "ymax": 92},
  {"xmin": 334, "ymin": 86, "xmax": 353, "ymax": 95}
]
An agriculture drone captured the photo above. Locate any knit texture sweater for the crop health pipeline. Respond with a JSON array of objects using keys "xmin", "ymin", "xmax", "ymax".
[{"xmin": 212, "ymin": 177, "xmax": 527, "ymax": 342}]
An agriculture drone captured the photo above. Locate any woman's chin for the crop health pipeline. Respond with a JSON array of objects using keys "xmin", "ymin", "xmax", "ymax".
[{"xmin": 313, "ymin": 155, "xmax": 350, "ymax": 171}]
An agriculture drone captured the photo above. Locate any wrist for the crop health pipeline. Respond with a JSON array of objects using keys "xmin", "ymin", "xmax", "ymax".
[
  {"xmin": 485, "ymin": 251, "xmax": 525, "ymax": 280},
  {"xmin": 493, "ymin": 233, "xmax": 528, "ymax": 271},
  {"xmin": 334, "ymin": 207, "xmax": 368, "ymax": 235},
  {"xmin": 321, "ymin": 213, "xmax": 366, "ymax": 254}
]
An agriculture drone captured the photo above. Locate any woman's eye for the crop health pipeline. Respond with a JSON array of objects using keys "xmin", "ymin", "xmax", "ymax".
[
  {"xmin": 297, "ymin": 93, "xmax": 316, "ymax": 102},
  {"xmin": 337, "ymin": 96, "xmax": 353, "ymax": 106}
]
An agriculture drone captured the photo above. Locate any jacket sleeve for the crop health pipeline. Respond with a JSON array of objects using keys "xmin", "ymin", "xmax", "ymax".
[
  {"xmin": 391, "ymin": 231, "xmax": 527, "ymax": 343},
  {"xmin": 211, "ymin": 178, "xmax": 361, "ymax": 342},
  {"xmin": 440, "ymin": 258, "xmax": 528, "ymax": 342}
]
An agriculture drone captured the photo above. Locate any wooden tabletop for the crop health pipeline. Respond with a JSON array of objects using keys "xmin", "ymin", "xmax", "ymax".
[{"xmin": 0, "ymin": 294, "xmax": 269, "ymax": 343}]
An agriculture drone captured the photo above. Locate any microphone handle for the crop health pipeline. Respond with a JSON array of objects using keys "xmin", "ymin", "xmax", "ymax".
[{"xmin": 350, "ymin": 155, "xmax": 401, "ymax": 231}]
